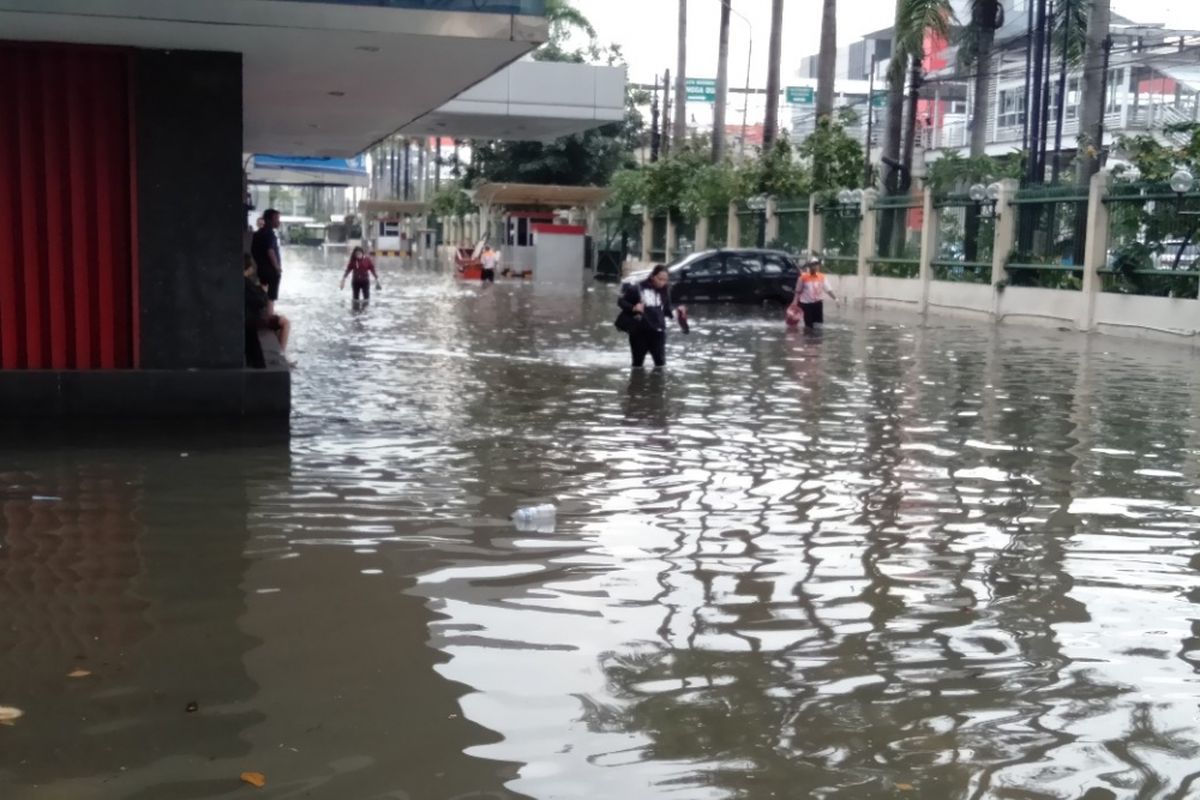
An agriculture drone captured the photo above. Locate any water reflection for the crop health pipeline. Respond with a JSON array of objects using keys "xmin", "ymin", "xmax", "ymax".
[{"xmin": 6, "ymin": 249, "xmax": 1200, "ymax": 798}]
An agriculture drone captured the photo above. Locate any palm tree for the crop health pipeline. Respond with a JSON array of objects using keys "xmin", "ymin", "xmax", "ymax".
[
  {"xmin": 762, "ymin": 0, "xmax": 785, "ymax": 148},
  {"xmin": 958, "ymin": 0, "xmax": 1002, "ymax": 260},
  {"xmin": 674, "ymin": 0, "xmax": 688, "ymax": 147},
  {"xmin": 881, "ymin": 0, "xmax": 953, "ymax": 195},
  {"xmin": 713, "ymin": 0, "xmax": 732, "ymax": 162},
  {"xmin": 815, "ymin": 0, "xmax": 837, "ymax": 120},
  {"xmin": 1075, "ymin": 0, "xmax": 1111, "ymax": 185}
]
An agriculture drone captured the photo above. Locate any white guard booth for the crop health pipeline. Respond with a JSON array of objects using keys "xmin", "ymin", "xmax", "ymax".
[{"xmin": 533, "ymin": 223, "xmax": 586, "ymax": 288}]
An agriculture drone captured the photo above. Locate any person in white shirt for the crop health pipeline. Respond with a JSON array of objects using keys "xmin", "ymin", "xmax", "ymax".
[
  {"xmin": 790, "ymin": 256, "xmax": 837, "ymax": 330},
  {"xmin": 480, "ymin": 246, "xmax": 500, "ymax": 283}
]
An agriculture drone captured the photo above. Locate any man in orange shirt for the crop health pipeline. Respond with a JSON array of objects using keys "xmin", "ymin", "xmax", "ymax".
[{"xmin": 790, "ymin": 256, "xmax": 837, "ymax": 330}]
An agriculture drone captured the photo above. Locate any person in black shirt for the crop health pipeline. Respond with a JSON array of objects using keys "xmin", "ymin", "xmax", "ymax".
[
  {"xmin": 617, "ymin": 265, "xmax": 683, "ymax": 368},
  {"xmin": 251, "ymin": 208, "xmax": 283, "ymax": 303}
]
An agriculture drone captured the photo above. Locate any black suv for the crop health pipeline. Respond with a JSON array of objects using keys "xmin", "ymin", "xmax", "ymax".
[{"xmin": 625, "ymin": 249, "xmax": 800, "ymax": 305}]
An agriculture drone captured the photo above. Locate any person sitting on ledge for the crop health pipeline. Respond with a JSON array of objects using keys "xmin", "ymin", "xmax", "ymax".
[{"xmin": 244, "ymin": 254, "xmax": 291, "ymax": 368}]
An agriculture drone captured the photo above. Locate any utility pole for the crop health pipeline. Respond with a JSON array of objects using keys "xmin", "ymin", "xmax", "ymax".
[
  {"xmin": 650, "ymin": 75, "xmax": 661, "ymax": 162},
  {"xmin": 1050, "ymin": 0, "xmax": 1071, "ymax": 185},
  {"xmin": 662, "ymin": 68, "xmax": 672, "ymax": 158},
  {"xmin": 1021, "ymin": 0, "xmax": 1035, "ymax": 170},
  {"xmin": 673, "ymin": 0, "xmax": 687, "ymax": 146},
  {"xmin": 1025, "ymin": 0, "xmax": 1048, "ymax": 187},
  {"xmin": 1096, "ymin": 35, "xmax": 1113, "ymax": 167},
  {"xmin": 713, "ymin": 0, "xmax": 731, "ymax": 163},
  {"xmin": 864, "ymin": 53, "xmax": 877, "ymax": 188},
  {"xmin": 1038, "ymin": 0, "xmax": 1054, "ymax": 183}
]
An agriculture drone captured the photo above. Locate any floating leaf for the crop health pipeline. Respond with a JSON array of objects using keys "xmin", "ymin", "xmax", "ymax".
[
  {"xmin": 67, "ymin": 669, "xmax": 92, "ymax": 679},
  {"xmin": 897, "ymin": 784, "xmax": 915, "ymax": 791},
  {"xmin": 240, "ymin": 771, "xmax": 266, "ymax": 788},
  {"xmin": 0, "ymin": 706, "xmax": 24, "ymax": 726},
  {"xmin": 185, "ymin": 701, "xmax": 199, "ymax": 713}
]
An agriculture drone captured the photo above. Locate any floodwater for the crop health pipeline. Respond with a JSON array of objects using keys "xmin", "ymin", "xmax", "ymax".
[{"xmin": 4, "ymin": 249, "xmax": 1200, "ymax": 800}]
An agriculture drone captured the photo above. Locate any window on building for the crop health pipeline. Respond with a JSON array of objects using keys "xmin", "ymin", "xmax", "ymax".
[
  {"xmin": 997, "ymin": 88, "xmax": 1026, "ymax": 129},
  {"xmin": 1107, "ymin": 68, "xmax": 1124, "ymax": 113}
]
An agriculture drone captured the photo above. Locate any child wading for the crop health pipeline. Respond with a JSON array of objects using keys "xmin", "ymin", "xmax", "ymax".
[
  {"xmin": 341, "ymin": 246, "xmax": 381, "ymax": 303},
  {"xmin": 789, "ymin": 256, "xmax": 837, "ymax": 330}
]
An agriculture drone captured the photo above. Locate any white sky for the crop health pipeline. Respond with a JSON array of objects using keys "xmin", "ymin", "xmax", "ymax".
[{"xmin": 574, "ymin": 0, "xmax": 1200, "ymax": 87}]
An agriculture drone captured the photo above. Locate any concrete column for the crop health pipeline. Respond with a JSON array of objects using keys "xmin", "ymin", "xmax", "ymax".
[
  {"xmin": 641, "ymin": 208, "xmax": 653, "ymax": 261},
  {"xmin": 807, "ymin": 195, "xmax": 823, "ymax": 256},
  {"xmin": 1079, "ymin": 169, "xmax": 1112, "ymax": 332},
  {"xmin": 991, "ymin": 178, "xmax": 1020, "ymax": 318},
  {"xmin": 696, "ymin": 215, "xmax": 709, "ymax": 250},
  {"xmin": 765, "ymin": 196, "xmax": 780, "ymax": 245},
  {"xmin": 665, "ymin": 213, "xmax": 676, "ymax": 263},
  {"xmin": 857, "ymin": 190, "xmax": 879, "ymax": 303},
  {"xmin": 727, "ymin": 202, "xmax": 740, "ymax": 250},
  {"xmin": 917, "ymin": 187, "xmax": 937, "ymax": 314}
]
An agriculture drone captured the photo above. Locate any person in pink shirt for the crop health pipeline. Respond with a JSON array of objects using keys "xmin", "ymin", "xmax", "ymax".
[{"xmin": 340, "ymin": 246, "xmax": 381, "ymax": 304}]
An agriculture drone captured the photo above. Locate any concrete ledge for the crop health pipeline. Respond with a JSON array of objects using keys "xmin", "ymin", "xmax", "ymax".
[{"xmin": 0, "ymin": 369, "xmax": 290, "ymax": 420}]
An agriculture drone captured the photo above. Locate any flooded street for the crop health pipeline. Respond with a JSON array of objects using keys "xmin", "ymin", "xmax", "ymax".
[{"xmin": 6, "ymin": 248, "xmax": 1200, "ymax": 799}]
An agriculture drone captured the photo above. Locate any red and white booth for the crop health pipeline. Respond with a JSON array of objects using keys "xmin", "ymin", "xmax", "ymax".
[{"xmin": 533, "ymin": 223, "xmax": 587, "ymax": 287}]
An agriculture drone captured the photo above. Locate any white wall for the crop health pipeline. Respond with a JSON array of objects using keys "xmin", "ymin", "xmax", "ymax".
[
  {"xmin": 927, "ymin": 281, "xmax": 993, "ymax": 318},
  {"xmin": 996, "ymin": 286, "xmax": 1082, "ymax": 328},
  {"xmin": 865, "ymin": 276, "xmax": 923, "ymax": 308},
  {"xmin": 1095, "ymin": 293, "xmax": 1200, "ymax": 342},
  {"xmin": 535, "ymin": 232, "xmax": 585, "ymax": 287}
]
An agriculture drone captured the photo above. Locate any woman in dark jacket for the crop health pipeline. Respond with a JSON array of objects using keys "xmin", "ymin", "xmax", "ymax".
[{"xmin": 618, "ymin": 264, "xmax": 682, "ymax": 368}]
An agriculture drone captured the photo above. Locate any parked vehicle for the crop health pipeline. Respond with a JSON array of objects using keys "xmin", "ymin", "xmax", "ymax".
[
  {"xmin": 624, "ymin": 249, "xmax": 801, "ymax": 304},
  {"xmin": 1156, "ymin": 240, "xmax": 1200, "ymax": 269}
]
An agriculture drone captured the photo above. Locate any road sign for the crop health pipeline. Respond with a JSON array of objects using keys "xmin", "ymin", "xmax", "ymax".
[
  {"xmin": 685, "ymin": 77, "xmax": 716, "ymax": 102},
  {"xmin": 871, "ymin": 91, "xmax": 887, "ymax": 109},
  {"xmin": 786, "ymin": 86, "xmax": 814, "ymax": 105}
]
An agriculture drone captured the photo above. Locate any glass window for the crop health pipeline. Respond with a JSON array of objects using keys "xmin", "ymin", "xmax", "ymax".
[
  {"xmin": 684, "ymin": 256, "xmax": 724, "ymax": 278},
  {"xmin": 763, "ymin": 255, "xmax": 792, "ymax": 275},
  {"xmin": 728, "ymin": 254, "xmax": 765, "ymax": 275},
  {"xmin": 998, "ymin": 88, "xmax": 1026, "ymax": 129}
]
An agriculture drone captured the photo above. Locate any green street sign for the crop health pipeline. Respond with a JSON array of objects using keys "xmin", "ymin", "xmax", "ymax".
[
  {"xmin": 786, "ymin": 86, "xmax": 814, "ymax": 105},
  {"xmin": 685, "ymin": 77, "xmax": 716, "ymax": 103},
  {"xmin": 871, "ymin": 91, "xmax": 887, "ymax": 109}
]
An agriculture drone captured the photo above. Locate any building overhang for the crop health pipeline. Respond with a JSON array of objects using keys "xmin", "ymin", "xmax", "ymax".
[
  {"xmin": 399, "ymin": 60, "xmax": 627, "ymax": 142},
  {"xmin": 473, "ymin": 182, "xmax": 610, "ymax": 209},
  {"xmin": 0, "ymin": 0, "xmax": 548, "ymax": 157}
]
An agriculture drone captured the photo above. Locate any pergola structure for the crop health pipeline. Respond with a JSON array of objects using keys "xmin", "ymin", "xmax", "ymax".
[{"xmin": 449, "ymin": 182, "xmax": 611, "ymax": 249}]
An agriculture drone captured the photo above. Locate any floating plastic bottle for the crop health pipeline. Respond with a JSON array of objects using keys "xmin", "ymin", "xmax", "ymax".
[{"xmin": 511, "ymin": 503, "xmax": 556, "ymax": 532}]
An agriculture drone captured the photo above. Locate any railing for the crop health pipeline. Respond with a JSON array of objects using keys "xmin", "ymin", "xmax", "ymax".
[
  {"xmin": 932, "ymin": 193, "xmax": 996, "ymax": 284},
  {"xmin": 819, "ymin": 204, "xmax": 860, "ymax": 272},
  {"xmin": 774, "ymin": 200, "xmax": 809, "ymax": 255},
  {"xmin": 736, "ymin": 204, "xmax": 764, "ymax": 248},
  {"xmin": 1101, "ymin": 181, "xmax": 1200, "ymax": 298},
  {"xmin": 649, "ymin": 215, "xmax": 667, "ymax": 263},
  {"xmin": 1008, "ymin": 185, "xmax": 1089, "ymax": 290},
  {"xmin": 871, "ymin": 194, "xmax": 923, "ymax": 279},
  {"xmin": 707, "ymin": 212, "xmax": 728, "ymax": 249}
]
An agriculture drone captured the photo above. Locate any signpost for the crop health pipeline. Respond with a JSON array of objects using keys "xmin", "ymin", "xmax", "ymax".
[
  {"xmin": 786, "ymin": 86, "xmax": 814, "ymax": 105},
  {"xmin": 685, "ymin": 78, "xmax": 716, "ymax": 103}
]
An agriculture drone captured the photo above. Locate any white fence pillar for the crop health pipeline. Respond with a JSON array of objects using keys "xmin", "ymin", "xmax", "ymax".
[
  {"xmin": 857, "ymin": 190, "xmax": 879, "ymax": 303},
  {"xmin": 696, "ymin": 215, "xmax": 709, "ymax": 250},
  {"xmin": 665, "ymin": 214, "xmax": 676, "ymax": 263},
  {"xmin": 640, "ymin": 208, "xmax": 653, "ymax": 262},
  {"xmin": 1079, "ymin": 169, "xmax": 1112, "ymax": 332},
  {"xmin": 765, "ymin": 196, "xmax": 780, "ymax": 245},
  {"xmin": 917, "ymin": 187, "xmax": 937, "ymax": 314},
  {"xmin": 991, "ymin": 179, "xmax": 1020, "ymax": 318},
  {"xmin": 808, "ymin": 195, "xmax": 823, "ymax": 256},
  {"xmin": 727, "ymin": 202, "xmax": 740, "ymax": 249}
]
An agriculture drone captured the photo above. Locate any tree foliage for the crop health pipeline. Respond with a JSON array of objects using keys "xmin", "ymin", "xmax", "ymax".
[
  {"xmin": 924, "ymin": 151, "xmax": 1023, "ymax": 193},
  {"xmin": 459, "ymin": 0, "xmax": 643, "ymax": 188},
  {"xmin": 799, "ymin": 117, "xmax": 865, "ymax": 193}
]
